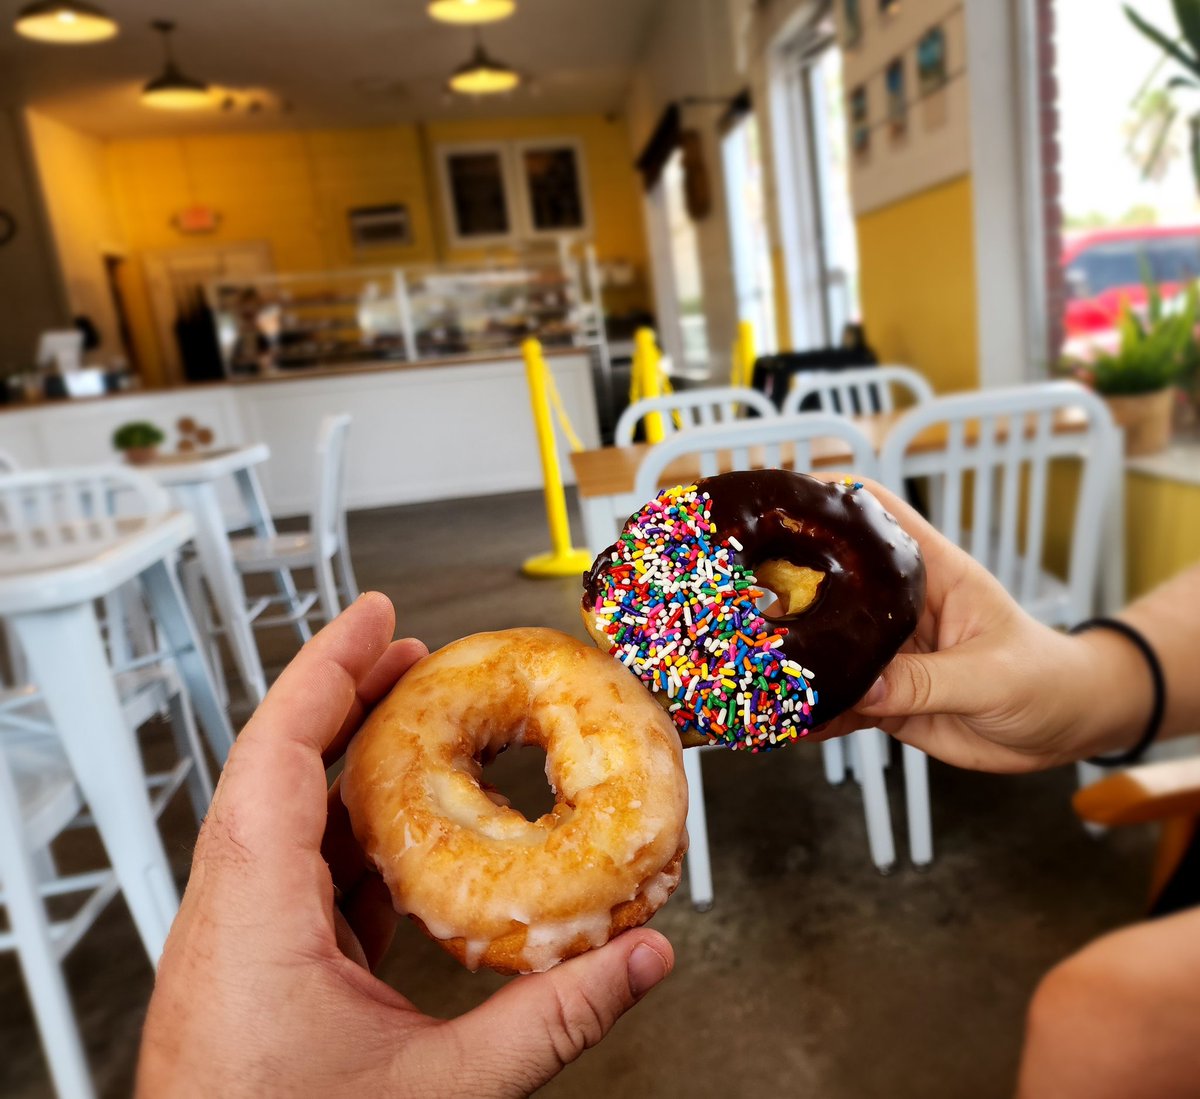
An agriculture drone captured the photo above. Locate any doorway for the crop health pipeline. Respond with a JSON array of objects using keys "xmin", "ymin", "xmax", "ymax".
[{"xmin": 771, "ymin": 13, "xmax": 861, "ymax": 349}]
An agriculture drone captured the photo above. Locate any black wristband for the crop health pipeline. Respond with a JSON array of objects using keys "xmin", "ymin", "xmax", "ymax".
[{"xmin": 1068, "ymin": 617, "xmax": 1166, "ymax": 767}]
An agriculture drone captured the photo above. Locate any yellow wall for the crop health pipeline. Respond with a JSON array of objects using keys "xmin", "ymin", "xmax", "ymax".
[
  {"xmin": 1125, "ymin": 474, "xmax": 1200, "ymax": 598},
  {"xmin": 855, "ymin": 175, "xmax": 979, "ymax": 393},
  {"xmin": 25, "ymin": 110, "xmax": 126, "ymax": 356}
]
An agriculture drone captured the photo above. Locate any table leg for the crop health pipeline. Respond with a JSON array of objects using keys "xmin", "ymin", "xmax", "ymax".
[
  {"xmin": 173, "ymin": 482, "xmax": 266, "ymax": 703},
  {"xmin": 233, "ymin": 467, "xmax": 311, "ymax": 645},
  {"xmin": 140, "ymin": 558, "xmax": 236, "ymax": 765},
  {"xmin": 580, "ymin": 495, "xmax": 618, "ymax": 557},
  {"xmin": 10, "ymin": 604, "xmax": 177, "ymax": 962}
]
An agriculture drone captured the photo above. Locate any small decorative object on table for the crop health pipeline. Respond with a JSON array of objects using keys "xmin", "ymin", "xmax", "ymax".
[
  {"xmin": 112, "ymin": 421, "xmax": 166, "ymax": 465},
  {"xmin": 1064, "ymin": 279, "xmax": 1200, "ymax": 456}
]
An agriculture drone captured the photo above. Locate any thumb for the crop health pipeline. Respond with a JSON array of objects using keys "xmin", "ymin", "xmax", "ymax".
[
  {"xmin": 441, "ymin": 929, "xmax": 673, "ymax": 1096},
  {"xmin": 857, "ymin": 649, "xmax": 980, "ymax": 720}
]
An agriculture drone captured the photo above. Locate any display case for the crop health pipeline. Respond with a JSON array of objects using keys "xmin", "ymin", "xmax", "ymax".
[{"xmin": 209, "ymin": 244, "xmax": 605, "ymax": 375}]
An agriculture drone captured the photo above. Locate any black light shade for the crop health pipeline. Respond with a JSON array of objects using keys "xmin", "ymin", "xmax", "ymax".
[
  {"xmin": 141, "ymin": 20, "xmax": 211, "ymax": 109},
  {"xmin": 448, "ymin": 41, "xmax": 520, "ymax": 96}
]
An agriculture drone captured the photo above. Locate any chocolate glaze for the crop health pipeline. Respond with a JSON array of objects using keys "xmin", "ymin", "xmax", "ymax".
[{"xmin": 583, "ymin": 470, "xmax": 925, "ymax": 726}]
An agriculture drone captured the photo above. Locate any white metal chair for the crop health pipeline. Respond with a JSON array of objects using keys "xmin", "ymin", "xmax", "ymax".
[
  {"xmin": 228, "ymin": 413, "xmax": 358, "ymax": 629},
  {"xmin": 615, "ymin": 386, "xmax": 778, "ymax": 446},
  {"xmin": 780, "ymin": 366, "xmax": 935, "ymax": 794},
  {"xmin": 0, "ymin": 464, "xmax": 220, "ymax": 1098},
  {"xmin": 781, "ymin": 364, "xmax": 934, "ymax": 417},
  {"xmin": 879, "ymin": 381, "xmax": 1122, "ymax": 866},
  {"xmin": 633, "ymin": 413, "xmax": 897, "ymax": 909}
]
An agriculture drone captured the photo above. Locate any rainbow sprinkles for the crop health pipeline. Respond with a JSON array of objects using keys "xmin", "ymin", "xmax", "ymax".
[{"xmin": 590, "ymin": 484, "xmax": 818, "ymax": 752}]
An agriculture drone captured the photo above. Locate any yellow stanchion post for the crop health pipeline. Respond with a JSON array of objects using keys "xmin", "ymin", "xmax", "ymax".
[
  {"xmin": 733, "ymin": 319, "xmax": 755, "ymax": 388},
  {"xmin": 521, "ymin": 338, "xmax": 593, "ymax": 578},
  {"xmin": 634, "ymin": 327, "xmax": 666, "ymax": 443}
]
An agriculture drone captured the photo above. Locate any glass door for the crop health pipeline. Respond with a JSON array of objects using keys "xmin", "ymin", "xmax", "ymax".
[{"xmin": 773, "ymin": 18, "xmax": 860, "ymax": 347}]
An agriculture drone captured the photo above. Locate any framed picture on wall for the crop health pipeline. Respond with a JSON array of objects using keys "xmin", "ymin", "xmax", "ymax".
[
  {"xmin": 885, "ymin": 58, "xmax": 907, "ymax": 136},
  {"xmin": 348, "ymin": 203, "xmax": 412, "ymax": 250},
  {"xmin": 850, "ymin": 85, "xmax": 870, "ymax": 155},
  {"xmin": 842, "ymin": 0, "xmax": 862, "ymax": 48},
  {"xmin": 514, "ymin": 139, "xmax": 591, "ymax": 236},
  {"xmin": 436, "ymin": 143, "xmax": 518, "ymax": 247},
  {"xmin": 917, "ymin": 26, "xmax": 948, "ymax": 93}
]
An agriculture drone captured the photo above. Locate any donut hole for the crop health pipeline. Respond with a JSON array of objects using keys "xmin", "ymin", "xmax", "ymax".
[
  {"xmin": 754, "ymin": 559, "xmax": 825, "ymax": 617},
  {"xmin": 480, "ymin": 743, "xmax": 558, "ymax": 822}
]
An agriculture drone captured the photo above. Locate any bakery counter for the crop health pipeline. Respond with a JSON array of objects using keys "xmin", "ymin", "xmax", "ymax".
[{"xmin": 0, "ymin": 350, "xmax": 600, "ymax": 516}]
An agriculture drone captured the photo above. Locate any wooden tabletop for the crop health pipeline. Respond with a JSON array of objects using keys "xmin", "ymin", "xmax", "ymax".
[{"xmin": 570, "ymin": 409, "xmax": 1088, "ymax": 500}]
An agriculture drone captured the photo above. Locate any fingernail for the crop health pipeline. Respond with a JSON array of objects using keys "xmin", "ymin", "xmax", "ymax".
[
  {"xmin": 628, "ymin": 942, "xmax": 669, "ymax": 999},
  {"xmin": 861, "ymin": 676, "xmax": 886, "ymax": 709}
]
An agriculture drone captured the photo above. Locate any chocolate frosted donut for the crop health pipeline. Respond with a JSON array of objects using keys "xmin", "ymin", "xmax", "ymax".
[{"xmin": 582, "ymin": 471, "xmax": 924, "ymax": 750}]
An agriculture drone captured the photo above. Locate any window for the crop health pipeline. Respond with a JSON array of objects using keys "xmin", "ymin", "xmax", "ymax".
[{"xmin": 437, "ymin": 139, "xmax": 590, "ymax": 249}]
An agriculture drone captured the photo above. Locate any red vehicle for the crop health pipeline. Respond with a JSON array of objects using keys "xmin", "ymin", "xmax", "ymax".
[{"xmin": 1063, "ymin": 224, "xmax": 1200, "ymax": 340}]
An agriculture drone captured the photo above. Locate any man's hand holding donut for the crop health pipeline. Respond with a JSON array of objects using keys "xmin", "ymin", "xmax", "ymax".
[{"xmin": 137, "ymin": 593, "xmax": 673, "ymax": 1099}]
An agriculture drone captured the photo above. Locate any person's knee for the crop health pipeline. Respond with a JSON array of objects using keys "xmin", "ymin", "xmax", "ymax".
[{"xmin": 1019, "ymin": 923, "xmax": 1193, "ymax": 1099}]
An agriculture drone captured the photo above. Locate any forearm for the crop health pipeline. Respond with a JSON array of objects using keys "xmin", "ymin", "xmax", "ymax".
[{"xmin": 1064, "ymin": 564, "xmax": 1200, "ymax": 760}]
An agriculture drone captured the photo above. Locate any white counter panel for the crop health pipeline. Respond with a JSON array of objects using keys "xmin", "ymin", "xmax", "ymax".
[{"xmin": 0, "ymin": 353, "xmax": 598, "ymax": 517}]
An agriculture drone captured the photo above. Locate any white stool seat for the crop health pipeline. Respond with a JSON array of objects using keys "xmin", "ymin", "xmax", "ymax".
[{"xmin": 230, "ymin": 530, "xmax": 319, "ymax": 571}]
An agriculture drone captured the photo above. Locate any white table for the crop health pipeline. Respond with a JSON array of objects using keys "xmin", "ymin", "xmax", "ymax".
[
  {"xmin": 143, "ymin": 445, "xmax": 298, "ymax": 703},
  {"xmin": 0, "ymin": 511, "xmax": 234, "ymax": 960}
]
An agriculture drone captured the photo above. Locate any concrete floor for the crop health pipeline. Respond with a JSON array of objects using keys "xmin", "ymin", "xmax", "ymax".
[{"xmin": 1, "ymin": 490, "xmax": 1153, "ymax": 1098}]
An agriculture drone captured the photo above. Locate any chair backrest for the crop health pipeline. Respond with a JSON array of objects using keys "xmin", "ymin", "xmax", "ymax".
[
  {"xmin": 313, "ymin": 413, "xmax": 352, "ymax": 548},
  {"xmin": 878, "ymin": 381, "xmax": 1120, "ymax": 625},
  {"xmin": 615, "ymin": 386, "xmax": 778, "ymax": 446},
  {"xmin": 782, "ymin": 365, "xmax": 935, "ymax": 417},
  {"xmin": 0, "ymin": 466, "xmax": 170, "ymax": 570},
  {"xmin": 752, "ymin": 345, "xmax": 879, "ymax": 408},
  {"xmin": 634, "ymin": 411, "xmax": 880, "ymax": 505}
]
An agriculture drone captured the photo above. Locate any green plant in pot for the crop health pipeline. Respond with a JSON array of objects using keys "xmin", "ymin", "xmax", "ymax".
[
  {"xmin": 112, "ymin": 421, "xmax": 166, "ymax": 465},
  {"xmin": 1068, "ymin": 278, "xmax": 1199, "ymax": 455}
]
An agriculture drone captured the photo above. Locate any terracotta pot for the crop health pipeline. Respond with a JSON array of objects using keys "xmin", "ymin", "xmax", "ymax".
[
  {"xmin": 122, "ymin": 445, "xmax": 160, "ymax": 466},
  {"xmin": 1103, "ymin": 388, "xmax": 1174, "ymax": 457}
]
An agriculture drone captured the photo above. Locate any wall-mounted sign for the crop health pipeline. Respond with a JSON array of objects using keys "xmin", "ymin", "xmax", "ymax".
[
  {"xmin": 850, "ymin": 85, "xmax": 870, "ymax": 155},
  {"xmin": 172, "ymin": 205, "xmax": 221, "ymax": 234},
  {"xmin": 842, "ymin": 0, "xmax": 862, "ymax": 48},
  {"xmin": 879, "ymin": 0, "xmax": 901, "ymax": 14}
]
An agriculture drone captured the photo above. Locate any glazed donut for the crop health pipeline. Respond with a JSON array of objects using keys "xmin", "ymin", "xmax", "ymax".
[
  {"xmin": 341, "ymin": 627, "xmax": 688, "ymax": 974},
  {"xmin": 582, "ymin": 471, "xmax": 924, "ymax": 751}
]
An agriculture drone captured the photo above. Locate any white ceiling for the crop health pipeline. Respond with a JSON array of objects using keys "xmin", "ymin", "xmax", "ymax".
[{"xmin": 0, "ymin": 0, "xmax": 662, "ymax": 137}]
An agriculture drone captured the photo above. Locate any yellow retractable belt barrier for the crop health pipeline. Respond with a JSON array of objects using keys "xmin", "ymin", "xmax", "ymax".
[
  {"xmin": 633, "ymin": 326, "xmax": 668, "ymax": 442},
  {"xmin": 521, "ymin": 338, "xmax": 593, "ymax": 578}
]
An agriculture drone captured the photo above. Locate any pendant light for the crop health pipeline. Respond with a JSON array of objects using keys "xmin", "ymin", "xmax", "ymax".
[
  {"xmin": 14, "ymin": 0, "xmax": 117, "ymax": 43},
  {"xmin": 428, "ymin": 0, "xmax": 514, "ymax": 25},
  {"xmin": 141, "ymin": 20, "xmax": 211, "ymax": 110},
  {"xmin": 448, "ymin": 34, "xmax": 520, "ymax": 96}
]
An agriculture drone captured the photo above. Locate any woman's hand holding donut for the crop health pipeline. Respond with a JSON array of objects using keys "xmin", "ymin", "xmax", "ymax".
[
  {"xmin": 138, "ymin": 594, "xmax": 674, "ymax": 1099},
  {"xmin": 814, "ymin": 479, "xmax": 1151, "ymax": 772}
]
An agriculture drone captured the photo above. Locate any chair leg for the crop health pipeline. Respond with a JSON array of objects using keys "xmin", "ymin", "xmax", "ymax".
[
  {"xmin": 682, "ymin": 748, "xmax": 714, "ymax": 911},
  {"xmin": 821, "ymin": 739, "xmax": 846, "ymax": 785},
  {"xmin": 851, "ymin": 728, "xmax": 896, "ymax": 874},
  {"xmin": 903, "ymin": 744, "xmax": 934, "ymax": 867},
  {"xmin": 315, "ymin": 555, "xmax": 341, "ymax": 624},
  {"xmin": 335, "ymin": 514, "xmax": 359, "ymax": 603},
  {"xmin": 167, "ymin": 685, "xmax": 213, "ymax": 824},
  {"xmin": 272, "ymin": 567, "xmax": 312, "ymax": 645},
  {"xmin": 181, "ymin": 558, "xmax": 228, "ymax": 711},
  {"xmin": 0, "ymin": 770, "xmax": 96, "ymax": 1099}
]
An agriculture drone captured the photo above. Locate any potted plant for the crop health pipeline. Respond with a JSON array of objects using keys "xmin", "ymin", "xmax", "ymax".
[
  {"xmin": 1066, "ymin": 278, "xmax": 1200, "ymax": 456},
  {"xmin": 112, "ymin": 420, "xmax": 166, "ymax": 465}
]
